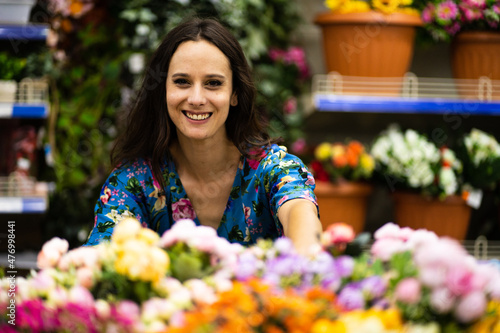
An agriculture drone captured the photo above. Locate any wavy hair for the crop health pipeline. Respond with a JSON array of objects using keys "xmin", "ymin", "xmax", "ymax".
[{"xmin": 111, "ymin": 17, "xmax": 276, "ymax": 187}]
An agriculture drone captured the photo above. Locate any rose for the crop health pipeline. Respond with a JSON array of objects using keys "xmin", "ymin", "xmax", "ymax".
[
  {"xmin": 172, "ymin": 198, "xmax": 196, "ymax": 221},
  {"xmin": 37, "ymin": 237, "xmax": 69, "ymax": 269},
  {"xmin": 394, "ymin": 278, "xmax": 421, "ymax": 304}
]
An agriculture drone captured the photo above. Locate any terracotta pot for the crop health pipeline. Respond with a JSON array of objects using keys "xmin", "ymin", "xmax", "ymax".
[
  {"xmin": 314, "ymin": 181, "xmax": 373, "ymax": 233},
  {"xmin": 451, "ymin": 31, "xmax": 500, "ymax": 100},
  {"xmin": 392, "ymin": 192, "xmax": 471, "ymax": 240},
  {"xmin": 314, "ymin": 11, "xmax": 421, "ymax": 95}
]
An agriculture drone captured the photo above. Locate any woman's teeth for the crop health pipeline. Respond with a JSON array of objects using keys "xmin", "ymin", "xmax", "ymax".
[{"xmin": 185, "ymin": 112, "xmax": 211, "ymax": 120}]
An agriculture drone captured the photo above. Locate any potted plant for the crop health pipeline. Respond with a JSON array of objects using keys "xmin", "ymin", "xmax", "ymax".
[
  {"xmin": 314, "ymin": 0, "xmax": 422, "ymax": 94},
  {"xmin": 310, "ymin": 139, "xmax": 375, "ymax": 233},
  {"xmin": 420, "ymin": 0, "xmax": 500, "ymax": 99},
  {"xmin": 370, "ymin": 124, "xmax": 471, "ymax": 240},
  {"xmin": 0, "ymin": 52, "xmax": 27, "ymax": 102}
]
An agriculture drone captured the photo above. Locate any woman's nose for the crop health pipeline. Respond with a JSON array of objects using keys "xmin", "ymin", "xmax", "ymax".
[{"xmin": 187, "ymin": 85, "xmax": 206, "ymax": 106}]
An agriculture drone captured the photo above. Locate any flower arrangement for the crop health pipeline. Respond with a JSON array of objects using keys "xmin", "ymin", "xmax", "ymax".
[
  {"xmin": 324, "ymin": 0, "xmax": 421, "ymax": 15},
  {"xmin": 310, "ymin": 140, "xmax": 375, "ymax": 184},
  {"xmin": 420, "ymin": 0, "xmax": 500, "ymax": 42},
  {"xmin": 2, "ymin": 219, "xmax": 500, "ymax": 332},
  {"xmin": 370, "ymin": 124, "xmax": 463, "ymax": 199},
  {"xmin": 457, "ymin": 128, "xmax": 500, "ymax": 190}
]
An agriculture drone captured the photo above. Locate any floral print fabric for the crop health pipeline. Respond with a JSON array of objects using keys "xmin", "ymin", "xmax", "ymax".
[{"xmin": 84, "ymin": 144, "xmax": 317, "ymax": 246}]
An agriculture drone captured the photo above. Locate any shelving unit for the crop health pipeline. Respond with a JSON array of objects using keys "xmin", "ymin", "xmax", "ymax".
[
  {"xmin": 0, "ymin": 23, "xmax": 50, "ymax": 215},
  {"xmin": 312, "ymin": 73, "xmax": 500, "ymax": 115}
]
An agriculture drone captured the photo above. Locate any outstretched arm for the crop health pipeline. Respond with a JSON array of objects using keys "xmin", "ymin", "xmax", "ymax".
[{"xmin": 278, "ymin": 198, "xmax": 323, "ymax": 255}]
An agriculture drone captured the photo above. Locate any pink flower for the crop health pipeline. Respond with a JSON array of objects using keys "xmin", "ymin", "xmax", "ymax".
[
  {"xmin": 291, "ymin": 138, "xmax": 307, "ymax": 155},
  {"xmin": 68, "ymin": 286, "xmax": 94, "ymax": 308},
  {"xmin": 454, "ymin": 291, "xmax": 487, "ymax": 323},
  {"xmin": 394, "ymin": 278, "xmax": 421, "ymax": 304},
  {"xmin": 100, "ymin": 186, "xmax": 112, "ymax": 204},
  {"xmin": 459, "ymin": 3, "xmax": 483, "ymax": 22},
  {"xmin": 436, "ymin": 0, "xmax": 460, "ymax": 21},
  {"xmin": 172, "ymin": 198, "xmax": 196, "ymax": 221},
  {"xmin": 422, "ymin": 4, "xmax": 435, "ymax": 23},
  {"xmin": 76, "ymin": 267, "xmax": 95, "ymax": 289},
  {"xmin": 283, "ymin": 97, "xmax": 297, "ymax": 114},
  {"xmin": 37, "ymin": 237, "xmax": 69, "ymax": 269},
  {"xmin": 430, "ymin": 287, "xmax": 456, "ymax": 313},
  {"xmin": 370, "ymin": 238, "xmax": 405, "ymax": 261},
  {"xmin": 243, "ymin": 204, "xmax": 251, "ymax": 220},
  {"xmin": 373, "ymin": 222, "xmax": 402, "ymax": 240},
  {"xmin": 185, "ymin": 279, "xmax": 217, "ymax": 304},
  {"xmin": 323, "ymin": 223, "xmax": 355, "ymax": 245},
  {"xmin": 446, "ymin": 265, "xmax": 475, "ymax": 296}
]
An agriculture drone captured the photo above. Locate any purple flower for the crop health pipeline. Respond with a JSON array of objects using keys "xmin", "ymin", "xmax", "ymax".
[
  {"xmin": 235, "ymin": 252, "xmax": 259, "ymax": 280},
  {"xmin": 335, "ymin": 255, "xmax": 355, "ymax": 278},
  {"xmin": 338, "ymin": 283, "xmax": 365, "ymax": 310},
  {"xmin": 360, "ymin": 276, "xmax": 387, "ymax": 300}
]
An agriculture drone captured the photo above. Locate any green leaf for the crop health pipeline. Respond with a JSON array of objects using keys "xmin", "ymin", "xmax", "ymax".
[{"xmin": 125, "ymin": 177, "xmax": 142, "ymax": 195}]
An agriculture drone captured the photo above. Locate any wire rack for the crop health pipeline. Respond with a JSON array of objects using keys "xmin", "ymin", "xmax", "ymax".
[
  {"xmin": 313, "ymin": 72, "xmax": 500, "ymax": 101},
  {"xmin": 0, "ymin": 77, "xmax": 49, "ymax": 104}
]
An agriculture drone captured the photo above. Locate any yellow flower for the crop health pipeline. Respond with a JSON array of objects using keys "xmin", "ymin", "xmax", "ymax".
[
  {"xmin": 325, "ymin": 0, "xmax": 348, "ymax": 11},
  {"xmin": 276, "ymin": 175, "xmax": 296, "ymax": 191},
  {"xmin": 137, "ymin": 228, "xmax": 160, "ymax": 245},
  {"xmin": 314, "ymin": 143, "xmax": 332, "ymax": 161},
  {"xmin": 311, "ymin": 319, "xmax": 346, "ymax": 333},
  {"xmin": 111, "ymin": 217, "xmax": 141, "ymax": 244},
  {"xmin": 336, "ymin": 0, "xmax": 371, "ymax": 14},
  {"xmin": 360, "ymin": 153, "xmax": 375, "ymax": 173},
  {"xmin": 372, "ymin": 0, "xmax": 401, "ymax": 14}
]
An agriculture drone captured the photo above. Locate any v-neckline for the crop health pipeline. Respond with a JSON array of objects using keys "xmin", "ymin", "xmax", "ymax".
[{"xmin": 167, "ymin": 155, "xmax": 245, "ymax": 229}]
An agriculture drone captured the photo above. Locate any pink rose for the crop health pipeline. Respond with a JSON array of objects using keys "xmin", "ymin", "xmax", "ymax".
[
  {"xmin": 172, "ymin": 198, "xmax": 196, "ymax": 221},
  {"xmin": 454, "ymin": 291, "xmax": 487, "ymax": 323},
  {"xmin": 394, "ymin": 278, "xmax": 421, "ymax": 304},
  {"xmin": 243, "ymin": 204, "xmax": 251, "ymax": 220},
  {"xmin": 373, "ymin": 222, "xmax": 402, "ymax": 240},
  {"xmin": 37, "ymin": 237, "xmax": 69, "ymax": 269}
]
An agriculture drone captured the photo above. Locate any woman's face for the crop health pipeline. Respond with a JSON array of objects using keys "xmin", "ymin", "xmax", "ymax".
[{"xmin": 166, "ymin": 40, "xmax": 237, "ymax": 142}]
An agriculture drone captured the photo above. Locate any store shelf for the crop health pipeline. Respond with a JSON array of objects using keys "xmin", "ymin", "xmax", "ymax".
[
  {"xmin": 0, "ymin": 78, "xmax": 49, "ymax": 118},
  {"xmin": 312, "ymin": 73, "xmax": 500, "ymax": 115},
  {"xmin": 0, "ymin": 177, "xmax": 49, "ymax": 214},
  {"xmin": 0, "ymin": 24, "xmax": 48, "ymax": 41}
]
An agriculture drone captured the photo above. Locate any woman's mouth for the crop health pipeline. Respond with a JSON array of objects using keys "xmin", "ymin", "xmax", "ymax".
[{"xmin": 183, "ymin": 111, "xmax": 212, "ymax": 121}]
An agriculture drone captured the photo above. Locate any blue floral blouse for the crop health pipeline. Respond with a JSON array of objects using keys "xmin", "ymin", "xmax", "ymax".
[{"xmin": 84, "ymin": 144, "xmax": 318, "ymax": 246}]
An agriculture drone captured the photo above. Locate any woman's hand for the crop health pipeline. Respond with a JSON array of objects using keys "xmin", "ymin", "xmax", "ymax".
[{"xmin": 278, "ymin": 199, "xmax": 323, "ymax": 256}]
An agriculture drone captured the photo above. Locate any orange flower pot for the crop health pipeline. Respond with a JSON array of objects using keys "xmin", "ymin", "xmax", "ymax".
[
  {"xmin": 392, "ymin": 192, "xmax": 472, "ymax": 240},
  {"xmin": 314, "ymin": 181, "xmax": 373, "ymax": 233},
  {"xmin": 451, "ymin": 31, "xmax": 500, "ymax": 100}
]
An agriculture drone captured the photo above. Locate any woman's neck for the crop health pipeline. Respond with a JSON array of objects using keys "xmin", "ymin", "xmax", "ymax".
[{"xmin": 170, "ymin": 136, "xmax": 241, "ymax": 182}]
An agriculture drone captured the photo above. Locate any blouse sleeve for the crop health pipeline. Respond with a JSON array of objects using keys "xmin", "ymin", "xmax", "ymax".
[
  {"xmin": 83, "ymin": 162, "xmax": 150, "ymax": 246},
  {"xmin": 262, "ymin": 145, "xmax": 318, "ymax": 218}
]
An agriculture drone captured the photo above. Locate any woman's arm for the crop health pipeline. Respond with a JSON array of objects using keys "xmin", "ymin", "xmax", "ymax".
[{"xmin": 278, "ymin": 198, "xmax": 323, "ymax": 255}]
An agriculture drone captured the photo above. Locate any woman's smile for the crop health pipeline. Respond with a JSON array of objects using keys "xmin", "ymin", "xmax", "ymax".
[{"xmin": 182, "ymin": 111, "xmax": 213, "ymax": 121}]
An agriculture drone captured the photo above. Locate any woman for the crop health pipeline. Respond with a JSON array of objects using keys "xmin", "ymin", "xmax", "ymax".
[{"xmin": 85, "ymin": 17, "xmax": 322, "ymax": 254}]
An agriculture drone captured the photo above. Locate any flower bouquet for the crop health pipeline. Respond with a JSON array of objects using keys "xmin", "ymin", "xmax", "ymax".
[
  {"xmin": 2, "ymin": 219, "xmax": 500, "ymax": 332},
  {"xmin": 310, "ymin": 140, "xmax": 375, "ymax": 232},
  {"xmin": 370, "ymin": 124, "xmax": 471, "ymax": 239}
]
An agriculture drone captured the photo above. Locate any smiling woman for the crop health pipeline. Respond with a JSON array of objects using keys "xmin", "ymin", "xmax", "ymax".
[{"xmin": 83, "ymin": 17, "xmax": 323, "ymax": 254}]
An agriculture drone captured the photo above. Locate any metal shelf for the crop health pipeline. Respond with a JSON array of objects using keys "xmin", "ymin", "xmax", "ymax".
[
  {"xmin": 313, "ymin": 73, "xmax": 500, "ymax": 115},
  {"xmin": 0, "ymin": 24, "xmax": 48, "ymax": 41},
  {"xmin": 0, "ymin": 176, "xmax": 49, "ymax": 214},
  {"xmin": 0, "ymin": 78, "xmax": 49, "ymax": 118}
]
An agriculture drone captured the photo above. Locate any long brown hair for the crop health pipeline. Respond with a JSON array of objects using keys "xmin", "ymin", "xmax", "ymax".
[{"xmin": 111, "ymin": 17, "xmax": 276, "ymax": 187}]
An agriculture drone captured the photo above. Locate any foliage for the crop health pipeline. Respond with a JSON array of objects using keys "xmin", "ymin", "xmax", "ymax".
[
  {"xmin": 370, "ymin": 124, "xmax": 464, "ymax": 199},
  {"xmin": 42, "ymin": 0, "xmax": 311, "ymax": 246},
  {"xmin": 420, "ymin": 0, "xmax": 500, "ymax": 42},
  {"xmin": 310, "ymin": 140, "xmax": 375, "ymax": 184},
  {"xmin": 2, "ymin": 219, "xmax": 500, "ymax": 332},
  {"xmin": 324, "ymin": 0, "xmax": 421, "ymax": 15}
]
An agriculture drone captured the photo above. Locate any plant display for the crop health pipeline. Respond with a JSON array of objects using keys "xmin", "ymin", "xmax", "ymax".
[
  {"xmin": 457, "ymin": 128, "xmax": 500, "ymax": 190},
  {"xmin": 324, "ymin": 0, "xmax": 421, "ymax": 15},
  {"xmin": 41, "ymin": 0, "xmax": 311, "ymax": 246},
  {"xmin": 2, "ymin": 219, "xmax": 500, "ymax": 332},
  {"xmin": 310, "ymin": 140, "xmax": 375, "ymax": 184},
  {"xmin": 420, "ymin": 0, "xmax": 500, "ymax": 41},
  {"xmin": 370, "ymin": 124, "xmax": 463, "ymax": 199}
]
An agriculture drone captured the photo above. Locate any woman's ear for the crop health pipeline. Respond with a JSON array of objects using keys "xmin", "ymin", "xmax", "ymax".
[{"xmin": 230, "ymin": 92, "xmax": 238, "ymax": 106}]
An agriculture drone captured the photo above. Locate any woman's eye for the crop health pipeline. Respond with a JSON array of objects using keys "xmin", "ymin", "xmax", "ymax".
[
  {"xmin": 206, "ymin": 80, "xmax": 222, "ymax": 88},
  {"xmin": 173, "ymin": 78, "xmax": 189, "ymax": 85}
]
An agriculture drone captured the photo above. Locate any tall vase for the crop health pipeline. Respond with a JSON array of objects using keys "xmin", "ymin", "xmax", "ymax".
[
  {"xmin": 314, "ymin": 11, "xmax": 421, "ymax": 95},
  {"xmin": 451, "ymin": 31, "xmax": 500, "ymax": 100},
  {"xmin": 392, "ymin": 192, "xmax": 472, "ymax": 240},
  {"xmin": 314, "ymin": 181, "xmax": 373, "ymax": 233}
]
